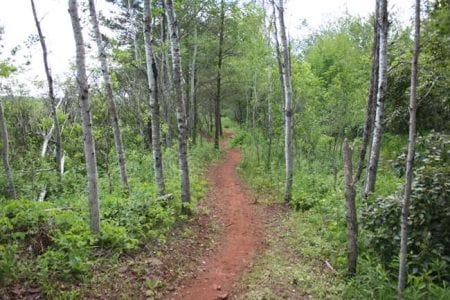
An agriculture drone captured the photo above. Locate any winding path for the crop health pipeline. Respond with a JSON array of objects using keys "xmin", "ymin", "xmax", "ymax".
[{"xmin": 169, "ymin": 133, "xmax": 263, "ymax": 299}]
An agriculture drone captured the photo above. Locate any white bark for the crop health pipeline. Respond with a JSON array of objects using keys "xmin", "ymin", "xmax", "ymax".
[
  {"xmin": 143, "ymin": 0, "xmax": 166, "ymax": 196},
  {"xmin": 88, "ymin": 0, "xmax": 130, "ymax": 194},
  {"xmin": 398, "ymin": 0, "xmax": 420, "ymax": 294},
  {"xmin": 69, "ymin": 0, "xmax": 100, "ymax": 234},
  {"xmin": 355, "ymin": 0, "xmax": 380, "ymax": 184},
  {"xmin": 165, "ymin": 0, "xmax": 191, "ymax": 210},
  {"xmin": 364, "ymin": 0, "xmax": 388, "ymax": 199},
  {"xmin": 31, "ymin": 0, "xmax": 63, "ymax": 183},
  {"xmin": 190, "ymin": 24, "xmax": 198, "ymax": 144},
  {"xmin": 0, "ymin": 98, "xmax": 16, "ymax": 199},
  {"xmin": 275, "ymin": 0, "xmax": 294, "ymax": 202}
]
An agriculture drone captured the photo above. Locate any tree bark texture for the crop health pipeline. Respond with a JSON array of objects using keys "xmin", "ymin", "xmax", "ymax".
[
  {"xmin": 214, "ymin": 0, "xmax": 225, "ymax": 149},
  {"xmin": 0, "ymin": 98, "xmax": 16, "ymax": 199},
  {"xmin": 343, "ymin": 139, "xmax": 358, "ymax": 276},
  {"xmin": 165, "ymin": 0, "xmax": 191, "ymax": 208},
  {"xmin": 144, "ymin": 0, "xmax": 166, "ymax": 196},
  {"xmin": 275, "ymin": 0, "xmax": 294, "ymax": 202},
  {"xmin": 355, "ymin": 0, "xmax": 380, "ymax": 184},
  {"xmin": 190, "ymin": 24, "xmax": 198, "ymax": 145},
  {"xmin": 398, "ymin": 0, "xmax": 420, "ymax": 294},
  {"xmin": 88, "ymin": 0, "xmax": 130, "ymax": 194},
  {"xmin": 31, "ymin": 0, "xmax": 63, "ymax": 182},
  {"xmin": 69, "ymin": 0, "xmax": 100, "ymax": 234},
  {"xmin": 364, "ymin": 0, "xmax": 388, "ymax": 199}
]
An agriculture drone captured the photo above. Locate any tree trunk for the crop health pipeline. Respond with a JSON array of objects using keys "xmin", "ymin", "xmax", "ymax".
[
  {"xmin": 69, "ymin": 0, "xmax": 100, "ymax": 234},
  {"xmin": 214, "ymin": 0, "xmax": 225, "ymax": 149},
  {"xmin": 398, "ymin": 0, "xmax": 420, "ymax": 294},
  {"xmin": 190, "ymin": 24, "xmax": 198, "ymax": 145},
  {"xmin": 165, "ymin": 0, "xmax": 191, "ymax": 211},
  {"xmin": 144, "ymin": 0, "xmax": 166, "ymax": 196},
  {"xmin": 127, "ymin": 0, "xmax": 140, "ymax": 62},
  {"xmin": 271, "ymin": 1, "xmax": 286, "ymax": 120},
  {"xmin": 275, "ymin": 0, "xmax": 294, "ymax": 202},
  {"xmin": 88, "ymin": 0, "xmax": 130, "ymax": 194},
  {"xmin": 0, "ymin": 98, "xmax": 16, "ymax": 199},
  {"xmin": 355, "ymin": 0, "xmax": 380, "ymax": 184},
  {"xmin": 364, "ymin": 0, "xmax": 388, "ymax": 200},
  {"xmin": 31, "ymin": 0, "xmax": 63, "ymax": 183},
  {"xmin": 343, "ymin": 139, "xmax": 358, "ymax": 276}
]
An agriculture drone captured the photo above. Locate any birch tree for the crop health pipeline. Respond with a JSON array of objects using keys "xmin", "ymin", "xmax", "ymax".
[
  {"xmin": 88, "ymin": 0, "xmax": 130, "ymax": 194},
  {"xmin": 143, "ymin": 0, "xmax": 166, "ymax": 196},
  {"xmin": 364, "ymin": 0, "xmax": 388, "ymax": 199},
  {"xmin": 398, "ymin": 0, "xmax": 421, "ymax": 294},
  {"xmin": 355, "ymin": 0, "xmax": 380, "ymax": 183},
  {"xmin": 31, "ymin": 0, "xmax": 63, "ymax": 183},
  {"xmin": 190, "ymin": 24, "xmax": 198, "ymax": 145},
  {"xmin": 0, "ymin": 98, "xmax": 16, "ymax": 199},
  {"xmin": 69, "ymin": 0, "xmax": 100, "ymax": 233},
  {"xmin": 274, "ymin": 0, "xmax": 294, "ymax": 202},
  {"xmin": 165, "ymin": 0, "xmax": 191, "ymax": 210}
]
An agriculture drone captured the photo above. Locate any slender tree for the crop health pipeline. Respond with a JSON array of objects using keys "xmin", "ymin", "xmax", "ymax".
[
  {"xmin": 190, "ymin": 24, "xmax": 199, "ymax": 145},
  {"xmin": 31, "ymin": 0, "xmax": 63, "ymax": 183},
  {"xmin": 275, "ymin": 0, "xmax": 294, "ymax": 202},
  {"xmin": 69, "ymin": 0, "xmax": 100, "ymax": 234},
  {"xmin": 143, "ymin": 0, "xmax": 166, "ymax": 196},
  {"xmin": 214, "ymin": 0, "xmax": 225, "ymax": 149},
  {"xmin": 355, "ymin": 0, "xmax": 380, "ymax": 184},
  {"xmin": 398, "ymin": 0, "xmax": 421, "ymax": 294},
  {"xmin": 343, "ymin": 139, "xmax": 358, "ymax": 275},
  {"xmin": 88, "ymin": 0, "xmax": 130, "ymax": 194},
  {"xmin": 165, "ymin": 0, "xmax": 191, "ymax": 210},
  {"xmin": 364, "ymin": 0, "xmax": 388, "ymax": 199},
  {"xmin": 0, "ymin": 98, "xmax": 16, "ymax": 199}
]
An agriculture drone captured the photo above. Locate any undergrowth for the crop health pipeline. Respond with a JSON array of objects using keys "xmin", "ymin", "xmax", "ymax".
[
  {"xmin": 232, "ymin": 127, "xmax": 449, "ymax": 299},
  {"xmin": 0, "ymin": 141, "xmax": 219, "ymax": 297}
]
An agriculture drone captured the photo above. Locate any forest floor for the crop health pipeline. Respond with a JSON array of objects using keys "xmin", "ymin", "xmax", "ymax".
[{"xmin": 167, "ymin": 130, "xmax": 264, "ymax": 299}]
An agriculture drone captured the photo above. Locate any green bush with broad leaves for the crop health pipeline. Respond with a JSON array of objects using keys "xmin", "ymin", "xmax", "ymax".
[{"xmin": 363, "ymin": 132, "xmax": 450, "ymax": 283}]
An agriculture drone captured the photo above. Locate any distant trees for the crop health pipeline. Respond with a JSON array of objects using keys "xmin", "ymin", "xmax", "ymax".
[{"xmin": 0, "ymin": 97, "xmax": 16, "ymax": 199}]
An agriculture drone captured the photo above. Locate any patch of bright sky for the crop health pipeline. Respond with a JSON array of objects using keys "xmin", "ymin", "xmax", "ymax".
[{"xmin": 0, "ymin": 0, "xmax": 413, "ymax": 95}]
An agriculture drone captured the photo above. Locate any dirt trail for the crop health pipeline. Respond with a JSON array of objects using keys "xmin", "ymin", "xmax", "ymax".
[{"xmin": 169, "ymin": 132, "xmax": 263, "ymax": 300}]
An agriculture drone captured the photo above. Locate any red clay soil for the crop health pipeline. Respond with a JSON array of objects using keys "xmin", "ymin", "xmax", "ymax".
[{"xmin": 169, "ymin": 135, "xmax": 263, "ymax": 300}]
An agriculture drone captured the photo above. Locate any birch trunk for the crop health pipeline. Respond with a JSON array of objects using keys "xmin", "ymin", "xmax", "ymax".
[
  {"xmin": 88, "ymin": 0, "xmax": 130, "ymax": 194},
  {"xmin": 127, "ymin": 0, "xmax": 140, "ymax": 62},
  {"xmin": 190, "ymin": 25, "xmax": 198, "ymax": 145},
  {"xmin": 165, "ymin": 0, "xmax": 191, "ymax": 210},
  {"xmin": 144, "ymin": 0, "xmax": 166, "ymax": 196},
  {"xmin": 343, "ymin": 139, "xmax": 358, "ymax": 275},
  {"xmin": 276, "ymin": 0, "xmax": 294, "ymax": 202},
  {"xmin": 355, "ymin": 0, "xmax": 380, "ymax": 184},
  {"xmin": 69, "ymin": 0, "xmax": 100, "ymax": 234},
  {"xmin": 214, "ymin": 0, "xmax": 225, "ymax": 149},
  {"xmin": 0, "ymin": 98, "xmax": 16, "ymax": 199},
  {"xmin": 272, "ymin": 1, "xmax": 285, "ymax": 119},
  {"xmin": 31, "ymin": 0, "xmax": 63, "ymax": 183},
  {"xmin": 398, "ymin": 0, "xmax": 420, "ymax": 294},
  {"xmin": 364, "ymin": 0, "xmax": 388, "ymax": 199}
]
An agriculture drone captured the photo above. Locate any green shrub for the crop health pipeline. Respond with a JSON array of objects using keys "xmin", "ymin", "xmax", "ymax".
[{"xmin": 364, "ymin": 132, "xmax": 450, "ymax": 282}]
